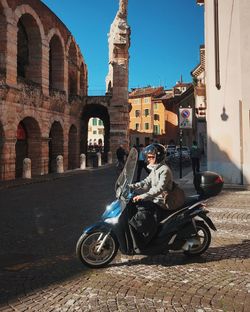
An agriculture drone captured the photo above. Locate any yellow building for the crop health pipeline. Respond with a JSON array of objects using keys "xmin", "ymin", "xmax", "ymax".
[
  {"xmin": 129, "ymin": 84, "xmax": 193, "ymax": 147},
  {"xmin": 129, "ymin": 87, "xmax": 167, "ymax": 147}
]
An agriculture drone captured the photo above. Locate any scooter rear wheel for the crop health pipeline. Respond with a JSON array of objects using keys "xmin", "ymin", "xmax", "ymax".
[
  {"xmin": 76, "ymin": 231, "xmax": 118, "ymax": 268},
  {"xmin": 184, "ymin": 221, "xmax": 211, "ymax": 256}
]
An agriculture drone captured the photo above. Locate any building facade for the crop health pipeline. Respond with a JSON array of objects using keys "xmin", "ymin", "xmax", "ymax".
[
  {"xmin": 128, "ymin": 83, "xmax": 194, "ymax": 148},
  {"xmin": 164, "ymin": 83, "xmax": 196, "ymax": 149},
  {"xmin": 191, "ymin": 45, "xmax": 207, "ymax": 154},
  {"xmin": 198, "ymin": 0, "xmax": 250, "ymax": 185},
  {"xmin": 87, "ymin": 118, "xmax": 104, "ymax": 148},
  {"xmin": 128, "ymin": 87, "xmax": 166, "ymax": 147}
]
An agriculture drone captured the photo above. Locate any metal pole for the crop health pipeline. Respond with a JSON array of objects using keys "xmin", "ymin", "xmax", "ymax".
[{"xmin": 179, "ymin": 129, "xmax": 183, "ymax": 179}]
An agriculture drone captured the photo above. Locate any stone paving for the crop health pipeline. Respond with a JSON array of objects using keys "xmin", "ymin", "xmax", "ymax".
[{"xmin": 0, "ymin": 166, "xmax": 249, "ymax": 312}]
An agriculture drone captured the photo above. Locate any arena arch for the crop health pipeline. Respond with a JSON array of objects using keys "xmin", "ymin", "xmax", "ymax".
[
  {"xmin": 16, "ymin": 13, "xmax": 42, "ymax": 84},
  {"xmin": 68, "ymin": 124, "xmax": 78, "ymax": 169},
  {"xmin": 81, "ymin": 104, "xmax": 110, "ymax": 163},
  {"xmin": 15, "ymin": 117, "xmax": 42, "ymax": 178},
  {"xmin": 49, "ymin": 121, "xmax": 64, "ymax": 173},
  {"xmin": 67, "ymin": 39, "xmax": 78, "ymax": 96},
  {"xmin": 49, "ymin": 34, "xmax": 65, "ymax": 92}
]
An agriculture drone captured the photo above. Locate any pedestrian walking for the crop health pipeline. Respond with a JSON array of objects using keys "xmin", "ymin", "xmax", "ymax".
[
  {"xmin": 116, "ymin": 144, "xmax": 127, "ymax": 171},
  {"xmin": 190, "ymin": 140, "xmax": 201, "ymax": 175}
]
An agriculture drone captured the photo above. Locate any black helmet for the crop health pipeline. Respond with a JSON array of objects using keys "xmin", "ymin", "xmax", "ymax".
[{"xmin": 143, "ymin": 143, "xmax": 166, "ymax": 163}]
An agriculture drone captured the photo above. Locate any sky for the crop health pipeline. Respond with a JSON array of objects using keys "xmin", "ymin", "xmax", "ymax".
[{"xmin": 42, "ymin": 0, "xmax": 204, "ymax": 95}]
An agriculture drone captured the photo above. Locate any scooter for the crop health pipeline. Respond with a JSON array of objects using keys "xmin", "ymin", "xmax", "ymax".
[{"xmin": 76, "ymin": 148, "xmax": 223, "ymax": 268}]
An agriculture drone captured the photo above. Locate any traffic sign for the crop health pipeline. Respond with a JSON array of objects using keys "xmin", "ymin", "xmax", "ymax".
[{"xmin": 179, "ymin": 108, "xmax": 193, "ymax": 129}]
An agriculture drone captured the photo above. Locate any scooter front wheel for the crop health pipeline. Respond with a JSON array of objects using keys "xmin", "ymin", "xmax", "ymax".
[{"xmin": 76, "ymin": 231, "xmax": 118, "ymax": 268}]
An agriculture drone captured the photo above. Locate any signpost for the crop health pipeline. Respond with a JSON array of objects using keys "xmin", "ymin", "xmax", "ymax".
[{"xmin": 178, "ymin": 107, "xmax": 193, "ymax": 178}]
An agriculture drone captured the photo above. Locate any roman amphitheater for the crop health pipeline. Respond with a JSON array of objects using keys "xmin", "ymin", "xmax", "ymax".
[{"xmin": 0, "ymin": 0, "xmax": 130, "ymax": 180}]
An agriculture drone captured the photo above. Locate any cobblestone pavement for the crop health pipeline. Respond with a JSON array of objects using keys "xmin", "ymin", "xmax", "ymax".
[{"xmin": 0, "ymin": 166, "xmax": 249, "ymax": 312}]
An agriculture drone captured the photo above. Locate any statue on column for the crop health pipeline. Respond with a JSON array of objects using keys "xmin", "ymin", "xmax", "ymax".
[{"xmin": 119, "ymin": 0, "xmax": 128, "ymax": 18}]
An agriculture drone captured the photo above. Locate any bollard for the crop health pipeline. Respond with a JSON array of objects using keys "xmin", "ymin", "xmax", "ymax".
[
  {"xmin": 108, "ymin": 151, "xmax": 112, "ymax": 164},
  {"xmin": 80, "ymin": 154, "xmax": 86, "ymax": 170},
  {"xmin": 23, "ymin": 158, "xmax": 31, "ymax": 179},
  {"xmin": 56, "ymin": 155, "xmax": 64, "ymax": 173},
  {"xmin": 97, "ymin": 152, "xmax": 102, "ymax": 167}
]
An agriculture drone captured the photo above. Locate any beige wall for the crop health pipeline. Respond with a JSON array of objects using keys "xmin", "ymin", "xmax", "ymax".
[{"xmin": 204, "ymin": 0, "xmax": 250, "ymax": 184}]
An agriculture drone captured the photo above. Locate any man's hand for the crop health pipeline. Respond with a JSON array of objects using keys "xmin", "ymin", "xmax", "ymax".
[{"xmin": 133, "ymin": 195, "xmax": 142, "ymax": 202}]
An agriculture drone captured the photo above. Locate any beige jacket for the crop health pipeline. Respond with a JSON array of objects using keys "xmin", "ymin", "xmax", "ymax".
[{"xmin": 132, "ymin": 162, "xmax": 173, "ymax": 207}]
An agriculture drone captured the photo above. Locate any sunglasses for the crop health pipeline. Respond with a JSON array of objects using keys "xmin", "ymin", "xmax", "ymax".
[{"xmin": 147, "ymin": 155, "xmax": 155, "ymax": 159}]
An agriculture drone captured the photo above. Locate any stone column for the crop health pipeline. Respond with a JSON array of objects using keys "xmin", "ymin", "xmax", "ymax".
[
  {"xmin": 23, "ymin": 158, "xmax": 31, "ymax": 179},
  {"xmin": 41, "ymin": 41, "xmax": 49, "ymax": 96},
  {"xmin": 5, "ymin": 11, "xmax": 17, "ymax": 85},
  {"xmin": 97, "ymin": 152, "xmax": 102, "ymax": 167},
  {"xmin": 56, "ymin": 155, "xmax": 64, "ymax": 173},
  {"xmin": 106, "ymin": 0, "xmax": 130, "ymax": 156},
  {"xmin": 108, "ymin": 151, "xmax": 113, "ymax": 164},
  {"xmin": 80, "ymin": 153, "xmax": 86, "ymax": 169}
]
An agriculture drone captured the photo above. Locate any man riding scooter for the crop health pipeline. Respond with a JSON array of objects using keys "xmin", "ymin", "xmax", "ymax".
[{"xmin": 129, "ymin": 143, "xmax": 185, "ymax": 247}]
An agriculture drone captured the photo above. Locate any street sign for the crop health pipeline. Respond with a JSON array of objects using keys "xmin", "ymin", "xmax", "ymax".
[{"xmin": 179, "ymin": 108, "xmax": 193, "ymax": 129}]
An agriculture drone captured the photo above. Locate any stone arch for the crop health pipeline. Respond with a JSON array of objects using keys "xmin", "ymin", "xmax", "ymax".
[
  {"xmin": 14, "ymin": 4, "xmax": 45, "ymax": 39},
  {"xmin": 49, "ymin": 121, "xmax": 64, "ymax": 173},
  {"xmin": 15, "ymin": 117, "xmax": 42, "ymax": 178},
  {"xmin": 81, "ymin": 104, "xmax": 110, "ymax": 163},
  {"xmin": 16, "ymin": 12, "xmax": 43, "ymax": 84},
  {"xmin": 0, "ymin": 1, "xmax": 7, "ymax": 76},
  {"xmin": 0, "ymin": 120, "xmax": 4, "ymax": 179},
  {"xmin": 67, "ymin": 38, "xmax": 78, "ymax": 96},
  {"xmin": 68, "ymin": 124, "xmax": 78, "ymax": 169},
  {"xmin": 49, "ymin": 33, "xmax": 65, "ymax": 91}
]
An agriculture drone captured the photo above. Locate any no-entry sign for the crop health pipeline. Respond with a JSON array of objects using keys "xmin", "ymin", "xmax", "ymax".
[{"xmin": 179, "ymin": 108, "xmax": 193, "ymax": 129}]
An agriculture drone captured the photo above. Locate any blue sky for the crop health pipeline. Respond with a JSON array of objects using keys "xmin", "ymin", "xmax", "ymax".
[{"xmin": 42, "ymin": 0, "xmax": 204, "ymax": 95}]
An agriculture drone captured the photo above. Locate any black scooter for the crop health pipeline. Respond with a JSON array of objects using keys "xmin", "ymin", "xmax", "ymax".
[{"xmin": 76, "ymin": 148, "xmax": 223, "ymax": 268}]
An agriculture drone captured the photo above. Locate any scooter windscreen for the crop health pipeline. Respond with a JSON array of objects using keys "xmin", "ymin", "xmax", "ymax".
[{"xmin": 115, "ymin": 147, "xmax": 138, "ymax": 198}]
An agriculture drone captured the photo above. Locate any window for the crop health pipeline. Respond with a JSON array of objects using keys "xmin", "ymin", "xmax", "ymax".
[
  {"xmin": 98, "ymin": 119, "xmax": 103, "ymax": 126},
  {"xmin": 144, "ymin": 109, "xmax": 150, "ymax": 116},
  {"xmin": 135, "ymin": 110, "xmax": 140, "ymax": 117},
  {"xmin": 154, "ymin": 125, "xmax": 160, "ymax": 135},
  {"xmin": 144, "ymin": 97, "xmax": 150, "ymax": 104},
  {"xmin": 154, "ymin": 114, "xmax": 159, "ymax": 121},
  {"xmin": 145, "ymin": 123, "xmax": 149, "ymax": 130},
  {"xmin": 135, "ymin": 123, "xmax": 139, "ymax": 130},
  {"xmin": 154, "ymin": 103, "xmax": 158, "ymax": 110},
  {"xmin": 92, "ymin": 118, "xmax": 97, "ymax": 126},
  {"xmin": 93, "ymin": 130, "xmax": 97, "ymax": 134}
]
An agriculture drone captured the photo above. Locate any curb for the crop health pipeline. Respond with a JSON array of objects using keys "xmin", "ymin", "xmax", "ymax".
[{"xmin": 0, "ymin": 163, "xmax": 114, "ymax": 190}]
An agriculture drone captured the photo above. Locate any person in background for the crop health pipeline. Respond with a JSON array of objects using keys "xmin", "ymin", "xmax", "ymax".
[
  {"xmin": 190, "ymin": 140, "xmax": 201, "ymax": 175},
  {"xmin": 116, "ymin": 144, "xmax": 127, "ymax": 170},
  {"xmin": 136, "ymin": 144, "xmax": 150, "ymax": 182}
]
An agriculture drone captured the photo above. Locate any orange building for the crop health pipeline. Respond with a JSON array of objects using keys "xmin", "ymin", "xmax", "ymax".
[
  {"xmin": 129, "ymin": 87, "xmax": 166, "ymax": 147},
  {"xmin": 128, "ymin": 84, "xmax": 191, "ymax": 147}
]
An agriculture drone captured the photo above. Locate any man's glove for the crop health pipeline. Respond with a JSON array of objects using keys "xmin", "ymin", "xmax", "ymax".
[{"xmin": 128, "ymin": 184, "xmax": 135, "ymax": 190}]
